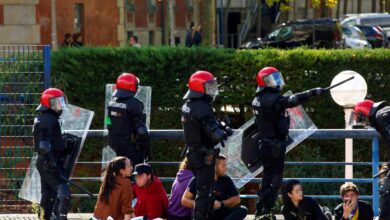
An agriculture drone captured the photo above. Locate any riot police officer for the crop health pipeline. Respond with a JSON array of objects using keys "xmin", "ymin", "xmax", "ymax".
[
  {"xmin": 182, "ymin": 71, "xmax": 233, "ymax": 220},
  {"xmin": 34, "ymin": 88, "xmax": 70, "ymax": 220},
  {"xmin": 252, "ymin": 67, "xmax": 326, "ymax": 220},
  {"xmin": 351, "ymin": 100, "xmax": 390, "ymax": 220},
  {"xmin": 107, "ymin": 73, "xmax": 150, "ymax": 166}
]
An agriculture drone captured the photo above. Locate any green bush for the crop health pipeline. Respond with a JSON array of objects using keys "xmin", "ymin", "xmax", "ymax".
[{"xmin": 52, "ymin": 47, "xmax": 390, "ymax": 212}]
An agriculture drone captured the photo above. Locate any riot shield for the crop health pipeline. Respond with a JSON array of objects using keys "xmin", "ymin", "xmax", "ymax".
[
  {"xmin": 220, "ymin": 91, "xmax": 317, "ymax": 189},
  {"xmin": 101, "ymin": 84, "xmax": 152, "ymax": 177},
  {"xmin": 18, "ymin": 104, "xmax": 94, "ymax": 203}
]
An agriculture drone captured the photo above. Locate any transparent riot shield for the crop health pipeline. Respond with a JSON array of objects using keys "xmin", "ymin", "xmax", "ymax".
[
  {"xmin": 18, "ymin": 104, "xmax": 94, "ymax": 203},
  {"xmin": 220, "ymin": 91, "xmax": 317, "ymax": 189},
  {"xmin": 101, "ymin": 85, "xmax": 152, "ymax": 178}
]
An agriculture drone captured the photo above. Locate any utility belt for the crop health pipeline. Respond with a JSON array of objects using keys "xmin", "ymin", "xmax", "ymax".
[{"xmin": 186, "ymin": 145, "xmax": 220, "ymax": 167}]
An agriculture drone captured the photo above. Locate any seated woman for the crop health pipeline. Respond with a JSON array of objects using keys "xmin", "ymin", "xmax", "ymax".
[
  {"xmin": 282, "ymin": 179, "xmax": 332, "ymax": 220},
  {"xmin": 93, "ymin": 156, "xmax": 134, "ymax": 220},
  {"xmin": 168, "ymin": 158, "xmax": 193, "ymax": 220}
]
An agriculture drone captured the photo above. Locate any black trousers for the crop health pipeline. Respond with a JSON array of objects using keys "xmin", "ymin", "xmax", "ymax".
[
  {"xmin": 257, "ymin": 141, "xmax": 286, "ymax": 213},
  {"xmin": 36, "ymin": 157, "xmax": 70, "ymax": 220},
  {"xmin": 110, "ymin": 137, "xmax": 144, "ymax": 166},
  {"xmin": 211, "ymin": 205, "xmax": 248, "ymax": 220},
  {"xmin": 379, "ymin": 171, "xmax": 390, "ymax": 220},
  {"xmin": 187, "ymin": 149, "xmax": 216, "ymax": 220}
]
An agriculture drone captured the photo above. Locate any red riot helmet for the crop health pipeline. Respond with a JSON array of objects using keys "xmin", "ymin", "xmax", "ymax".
[
  {"xmin": 183, "ymin": 71, "xmax": 219, "ymax": 100},
  {"xmin": 350, "ymin": 100, "xmax": 386, "ymax": 126},
  {"xmin": 36, "ymin": 88, "xmax": 68, "ymax": 113},
  {"xmin": 112, "ymin": 73, "xmax": 139, "ymax": 98},
  {"xmin": 256, "ymin": 67, "xmax": 285, "ymax": 93}
]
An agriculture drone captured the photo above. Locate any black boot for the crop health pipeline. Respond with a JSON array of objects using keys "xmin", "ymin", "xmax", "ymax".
[{"xmin": 57, "ymin": 197, "xmax": 70, "ymax": 220}]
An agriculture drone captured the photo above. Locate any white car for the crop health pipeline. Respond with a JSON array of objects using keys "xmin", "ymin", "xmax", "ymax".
[{"xmin": 341, "ymin": 26, "xmax": 372, "ymax": 48}]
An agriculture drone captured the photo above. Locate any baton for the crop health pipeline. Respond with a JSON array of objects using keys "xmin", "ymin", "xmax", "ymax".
[
  {"xmin": 60, "ymin": 175, "xmax": 95, "ymax": 198},
  {"xmin": 325, "ymin": 76, "xmax": 355, "ymax": 91},
  {"xmin": 373, "ymin": 168, "xmax": 390, "ymax": 179}
]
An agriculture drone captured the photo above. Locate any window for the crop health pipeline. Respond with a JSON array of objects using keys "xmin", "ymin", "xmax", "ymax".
[
  {"xmin": 148, "ymin": 0, "xmax": 157, "ymax": 13},
  {"xmin": 74, "ymin": 4, "xmax": 83, "ymax": 33},
  {"xmin": 186, "ymin": 0, "xmax": 193, "ymax": 10},
  {"xmin": 126, "ymin": 0, "xmax": 136, "ymax": 12}
]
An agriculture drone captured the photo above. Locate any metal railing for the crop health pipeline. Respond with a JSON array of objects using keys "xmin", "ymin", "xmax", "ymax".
[
  {"xmin": 67, "ymin": 129, "xmax": 381, "ymax": 216},
  {"xmin": 0, "ymin": 45, "xmax": 51, "ymax": 211}
]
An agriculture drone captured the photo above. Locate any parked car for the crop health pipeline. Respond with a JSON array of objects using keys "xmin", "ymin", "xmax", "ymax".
[
  {"xmin": 341, "ymin": 25, "xmax": 371, "ymax": 48},
  {"xmin": 355, "ymin": 25, "xmax": 388, "ymax": 48},
  {"xmin": 341, "ymin": 13, "xmax": 390, "ymax": 43},
  {"xmin": 241, "ymin": 18, "xmax": 343, "ymax": 49}
]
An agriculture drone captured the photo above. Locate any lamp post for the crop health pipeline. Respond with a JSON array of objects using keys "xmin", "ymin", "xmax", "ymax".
[{"xmin": 330, "ymin": 70, "xmax": 367, "ymax": 181}]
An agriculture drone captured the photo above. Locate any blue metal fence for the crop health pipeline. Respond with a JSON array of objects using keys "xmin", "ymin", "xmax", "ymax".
[
  {"xmin": 0, "ymin": 45, "xmax": 50, "ymax": 212},
  {"xmin": 70, "ymin": 129, "xmax": 382, "ymax": 216}
]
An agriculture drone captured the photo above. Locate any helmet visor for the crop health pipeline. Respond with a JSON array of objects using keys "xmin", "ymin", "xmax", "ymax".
[
  {"xmin": 49, "ymin": 96, "xmax": 68, "ymax": 112},
  {"xmin": 348, "ymin": 111, "xmax": 369, "ymax": 127},
  {"xmin": 263, "ymin": 72, "xmax": 285, "ymax": 89},
  {"xmin": 204, "ymin": 79, "xmax": 219, "ymax": 99}
]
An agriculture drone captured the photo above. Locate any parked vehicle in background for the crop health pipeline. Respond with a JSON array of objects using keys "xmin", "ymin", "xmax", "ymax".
[
  {"xmin": 241, "ymin": 18, "xmax": 343, "ymax": 49},
  {"xmin": 341, "ymin": 25, "xmax": 371, "ymax": 48},
  {"xmin": 355, "ymin": 25, "xmax": 388, "ymax": 48},
  {"xmin": 341, "ymin": 13, "xmax": 390, "ymax": 44}
]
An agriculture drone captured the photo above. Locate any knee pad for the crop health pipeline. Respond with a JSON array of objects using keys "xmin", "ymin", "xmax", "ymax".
[{"xmin": 57, "ymin": 184, "xmax": 70, "ymax": 199}]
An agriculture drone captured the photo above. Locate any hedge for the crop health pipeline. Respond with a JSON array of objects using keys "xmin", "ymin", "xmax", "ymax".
[{"xmin": 51, "ymin": 47, "xmax": 390, "ymax": 211}]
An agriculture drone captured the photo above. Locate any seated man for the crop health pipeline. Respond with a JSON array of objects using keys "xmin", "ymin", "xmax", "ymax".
[
  {"xmin": 181, "ymin": 154, "xmax": 247, "ymax": 220},
  {"xmin": 334, "ymin": 182, "xmax": 374, "ymax": 220},
  {"xmin": 132, "ymin": 163, "xmax": 168, "ymax": 219}
]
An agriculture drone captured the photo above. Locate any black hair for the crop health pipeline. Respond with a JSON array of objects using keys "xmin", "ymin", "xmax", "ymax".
[
  {"xmin": 131, "ymin": 35, "xmax": 138, "ymax": 43},
  {"xmin": 64, "ymin": 33, "xmax": 72, "ymax": 39},
  {"xmin": 282, "ymin": 179, "xmax": 302, "ymax": 210},
  {"xmin": 99, "ymin": 156, "xmax": 130, "ymax": 204}
]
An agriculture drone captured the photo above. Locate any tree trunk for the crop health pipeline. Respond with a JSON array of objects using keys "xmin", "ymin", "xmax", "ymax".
[
  {"xmin": 380, "ymin": 0, "xmax": 384, "ymax": 12},
  {"xmin": 358, "ymin": 0, "xmax": 362, "ymax": 13},
  {"xmin": 337, "ymin": 0, "xmax": 341, "ymax": 18},
  {"xmin": 224, "ymin": 0, "xmax": 232, "ymax": 47},
  {"xmin": 343, "ymin": 0, "xmax": 349, "ymax": 14},
  {"xmin": 372, "ymin": 0, "xmax": 377, "ymax": 12},
  {"xmin": 201, "ymin": 0, "xmax": 216, "ymax": 46},
  {"xmin": 256, "ymin": 0, "xmax": 262, "ymax": 37},
  {"xmin": 168, "ymin": 0, "xmax": 175, "ymax": 46}
]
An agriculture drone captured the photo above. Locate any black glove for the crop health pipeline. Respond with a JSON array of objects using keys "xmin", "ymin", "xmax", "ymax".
[
  {"xmin": 219, "ymin": 121, "xmax": 234, "ymax": 137},
  {"xmin": 308, "ymin": 87, "xmax": 326, "ymax": 97}
]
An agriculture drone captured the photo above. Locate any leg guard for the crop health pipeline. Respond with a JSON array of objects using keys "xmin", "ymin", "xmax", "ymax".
[{"xmin": 57, "ymin": 183, "xmax": 70, "ymax": 220}]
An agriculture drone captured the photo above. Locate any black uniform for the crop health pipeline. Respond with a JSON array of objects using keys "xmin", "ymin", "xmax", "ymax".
[
  {"xmin": 33, "ymin": 109, "xmax": 70, "ymax": 220},
  {"xmin": 188, "ymin": 176, "xmax": 248, "ymax": 220},
  {"xmin": 252, "ymin": 87, "xmax": 322, "ymax": 216},
  {"xmin": 282, "ymin": 197, "xmax": 329, "ymax": 220},
  {"xmin": 182, "ymin": 96, "xmax": 229, "ymax": 220},
  {"xmin": 368, "ymin": 103, "xmax": 390, "ymax": 220},
  {"xmin": 107, "ymin": 95, "xmax": 150, "ymax": 166}
]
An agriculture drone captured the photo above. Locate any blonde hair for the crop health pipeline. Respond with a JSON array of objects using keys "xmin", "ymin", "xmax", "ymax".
[
  {"xmin": 340, "ymin": 182, "xmax": 359, "ymax": 197},
  {"xmin": 179, "ymin": 157, "xmax": 189, "ymax": 170}
]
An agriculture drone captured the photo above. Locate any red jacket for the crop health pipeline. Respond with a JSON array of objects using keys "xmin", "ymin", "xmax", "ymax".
[{"xmin": 133, "ymin": 176, "xmax": 168, "ymax": 219}]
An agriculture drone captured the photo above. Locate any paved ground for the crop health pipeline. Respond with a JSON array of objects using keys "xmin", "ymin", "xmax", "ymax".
[{"xmin": 0, "ymin": 214, "xmax": 287, "ymax": 220}]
